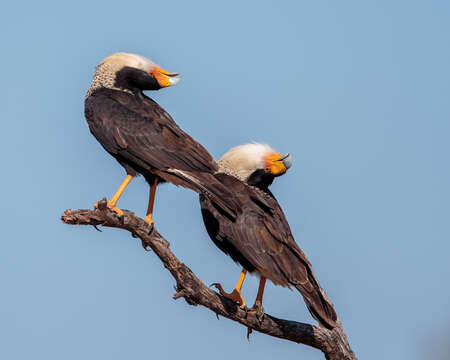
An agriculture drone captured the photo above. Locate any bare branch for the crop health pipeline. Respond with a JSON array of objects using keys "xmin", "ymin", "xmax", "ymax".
[{"xmin": 61, "ymin": 199, "xmax": 357, "ymax": 360}]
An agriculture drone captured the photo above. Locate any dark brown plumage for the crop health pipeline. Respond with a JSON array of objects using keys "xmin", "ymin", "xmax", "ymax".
[
  {"xmin": 200, "ymin": 144, "xmax": 337, "ymax": 329},
  {"xmin": 84, "ymin": 53, "xmax": 237, "ymax": 220}
]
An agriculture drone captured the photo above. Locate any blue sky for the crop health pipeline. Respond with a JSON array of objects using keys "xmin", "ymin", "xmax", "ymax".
[{"xmin": 1, "ymin": 1, "xmax": 449, "ymax": 359}]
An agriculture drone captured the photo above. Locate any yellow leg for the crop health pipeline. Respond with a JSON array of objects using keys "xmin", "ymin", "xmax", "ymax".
[
  {"xmin": 250, "ymin": 277, "xmax": 266, "ymax": 319},
  {"xmin": 145, "ymin": 178, "xmax": 158, "ymax": 225},
  {"xmin": 94, "ymin": 174, "xmax": 133, "ymax": 216},
  {"xmin": 252, "ymin": 276, "xmax": 266, "ymax": 307},
  {"xmin": 212, "ymin": 269, "xmax": 247, "ymax": 308}
]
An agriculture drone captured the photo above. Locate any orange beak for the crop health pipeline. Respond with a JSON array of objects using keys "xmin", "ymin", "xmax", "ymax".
[
  {"xmin": 263, "ymin": 152, "xmax": 293, "ymax": 176},
  {"xmin": 148, "ymin": 66, "xmax": 181, "ymax": 88}
]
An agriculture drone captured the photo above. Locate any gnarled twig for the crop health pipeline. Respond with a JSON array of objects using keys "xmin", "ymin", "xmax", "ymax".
[{"xmin": 61, "ymin": 199, "xmax": 356, "ymax": 360}]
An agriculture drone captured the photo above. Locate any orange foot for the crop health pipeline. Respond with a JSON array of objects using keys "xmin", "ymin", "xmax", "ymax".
[
  {"xmin": 144, "ymin": 214, "xmax": 155, "ymax": 226},
  {"xmin": 94, "ymin": 201, "xmax": 124, "ymax": 217},
  {"xmin": 211, "ymin": 283, "xmax": 247, "ymax": 309}
]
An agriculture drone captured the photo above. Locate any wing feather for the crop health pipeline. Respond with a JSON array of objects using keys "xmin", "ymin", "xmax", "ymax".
[
  {"xmin": 200, "ymin": 173, "xmax": 337, "ymax": 329},
  {"xmin": 86, "ymin": 89, "xmax": 217, "ymax": 174},
  {"xmin": 85, "ymin": 89, "xmax": 238, "ymax": 218}
]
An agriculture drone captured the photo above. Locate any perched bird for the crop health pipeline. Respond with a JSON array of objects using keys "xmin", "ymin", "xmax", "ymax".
[
  {"xmin": 85, "ymin": 52, "xmax": 237, "ymax": 232},
  {"xmin": 200, "ymin": 143, "xmax": 337, "ymax": 329}
]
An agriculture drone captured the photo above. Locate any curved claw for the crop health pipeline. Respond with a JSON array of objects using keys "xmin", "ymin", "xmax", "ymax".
[
  {"xmin": 144, "ymin": 216, "xmax": 155, "ymax": 235},
  {"xmin": 94, "ymin": 200, "xmax": 124, "ymax": 217},
  {"xmin": 249, "ymin": 300, "xmax": 265, "ymax": 323},
  {"xmin": 93, "ymin": 201, "xmax": 107, "ymax": 211},
  {"xmin": 141, "ymin": 240, "xmax": 152, "ymax": 251},
  {"xmin": 109, "ymin": 206, "xmax": 124, "ymax": 217},
  {"xmin": 242, "ymin": 304, "xmax": 249, "ymax": 318},
  {"xmin": 256, "ymin": 312, "xmax": 265, "ymax": 323},
  {"xmin": 211, "ymin": 283, "xmax": 246, "ymax": 307},
  {"xmin": 147, "ymin": 223, "xmax": 155, "ymax": 235}
]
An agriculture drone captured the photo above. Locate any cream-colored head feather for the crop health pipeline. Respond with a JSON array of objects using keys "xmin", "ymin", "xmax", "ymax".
[
  {"xmin": 98, "ymin": 53, "xmax": 157, "ymax": 74},
  {"xmin": 86, "ymin": 53, "xmax": 161, "ymax": 97},
  {"xmin": 217, "ymin": 143, "xmax": 276, "ymax": 181}
]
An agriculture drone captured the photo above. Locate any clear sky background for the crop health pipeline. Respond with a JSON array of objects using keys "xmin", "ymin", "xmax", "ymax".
[{"xmin": 1, "ymin": 1, "xmax": 449, "ymax": 359}]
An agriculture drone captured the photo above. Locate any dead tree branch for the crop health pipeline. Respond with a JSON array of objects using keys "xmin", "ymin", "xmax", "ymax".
[{"xmin": 61, "ymin": 199, "xmax": 356, "ymax": 360}]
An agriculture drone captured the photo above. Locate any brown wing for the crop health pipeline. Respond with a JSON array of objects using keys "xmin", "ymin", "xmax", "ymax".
[
  {"xmin": 85, "ymin": 89, "xmax": 217, "ymax": 174},
  {"xmin": 85, "ymin": 89, "xmax": 238, "ymax": 218},
  {"xmin": 200, "ymin": 173, "xmax": 337, "ymax": 329}
]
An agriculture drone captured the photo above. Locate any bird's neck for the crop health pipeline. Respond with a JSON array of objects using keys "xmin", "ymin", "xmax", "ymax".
[
  {"xmin": 86, "ymin": 63, "xmax": 135, "ymax": 98},
  {"xmin": 217, "ymin": 161, "xmax": 273, "ymax": 193},
  {"xmin": 216, "ymin": 160, "xmax": 247, "ymax": 182}
]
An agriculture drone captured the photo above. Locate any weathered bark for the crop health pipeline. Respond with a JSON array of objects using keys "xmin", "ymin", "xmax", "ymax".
[{"xmin": 61, "ymin": 199, "xmax": 357, "ymax": 360}]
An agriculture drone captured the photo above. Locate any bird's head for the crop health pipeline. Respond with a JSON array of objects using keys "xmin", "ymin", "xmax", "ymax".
[
  {"xmin": 90, "ymin": 52, "xmax": 181, "ymax": 93},
  {"xmin": 217, "ymin": 143, "xmax": 293, "ymax": 189}
]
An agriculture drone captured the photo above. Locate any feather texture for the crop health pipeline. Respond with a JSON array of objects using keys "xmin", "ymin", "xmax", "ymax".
[
  {"xmin": 200, "ymin": 173, "xmax": 337, "ymax": 329},
  {"xmin": 85, "ymin": 87, "xmax": 238, "ymax": 218}
]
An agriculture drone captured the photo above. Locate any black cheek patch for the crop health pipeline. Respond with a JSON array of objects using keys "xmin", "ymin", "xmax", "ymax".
[
  {"xmin": 114, "ymin": 66, "xmax": 161, "ymax": 91},
  {"xmin": 247, "ymin": 169, "xmax": 275, "ymax": 190}
]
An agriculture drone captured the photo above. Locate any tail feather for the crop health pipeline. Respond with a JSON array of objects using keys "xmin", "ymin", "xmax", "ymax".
[{"xmin": 295, "ymin": 283, "xmax": 337, "ymax": 329}]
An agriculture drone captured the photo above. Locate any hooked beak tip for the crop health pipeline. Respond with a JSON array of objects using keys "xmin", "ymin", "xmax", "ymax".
[
  {"xmin": 281, "ymin": 153, "xmax": 293, "ymax": 170},
  {"xmin": 169, "ymin": 76, "xmax": 181, "ymax": 86}
]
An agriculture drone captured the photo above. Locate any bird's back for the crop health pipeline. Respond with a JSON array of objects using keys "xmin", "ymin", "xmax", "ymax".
[
  {"xmin": 85, "ymin": 88, "xmax": 217, "ymax": 174},
  {"xmin": 86, "ymin": 89, "xmax": 239, "ymax": 218},
  {"xmin": 200, "ymin": 172, "xmax": 337, "ymax": 329}
]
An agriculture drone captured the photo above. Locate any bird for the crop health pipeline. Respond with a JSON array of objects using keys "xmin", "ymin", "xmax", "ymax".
[
  {"xmin": 200, "ymin": 143, "xmax": 337, "ymax": 329},
  {"xmin": 84, "ymin": 52, "xmax": 238, "ymax": 236}
]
